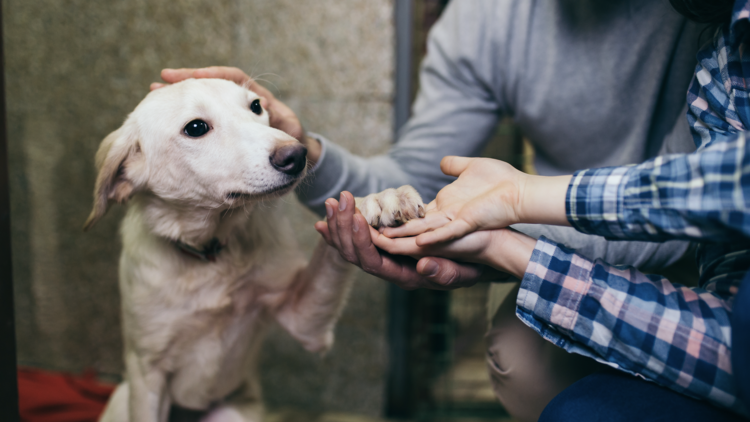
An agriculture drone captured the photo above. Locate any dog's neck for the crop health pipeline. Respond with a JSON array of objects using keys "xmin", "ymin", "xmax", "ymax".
[{"xmin": 130, "ymin": 194, "xmax": 253, "ymax": 249}]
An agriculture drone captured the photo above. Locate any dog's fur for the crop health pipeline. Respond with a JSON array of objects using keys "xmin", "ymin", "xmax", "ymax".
[{"xmin": 86, "ymin": 79, "xmax": 423, "ymax": 422}]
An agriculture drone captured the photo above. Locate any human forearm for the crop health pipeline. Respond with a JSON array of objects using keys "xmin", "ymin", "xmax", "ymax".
[
  {"xmin": 479, "ymin": 229, "xmax": 536, "ymax": 279},
  {"xmin": 295, "ymin": 135, "xmax": 418, "ymax": 216},
  {"xmin": 567, "ymin": 132, "xmax": 750, "ymax": 242},
  {"xmin": 511, "ymin": 223, "xmax": 692, "ymax": 272},
  {"xmin": 516, "ymin": 174, "xmax": 572, "ymax": 226},
  {"xmin": 516, "ymin": 236, "xmax": 740, "ymax": 413}
]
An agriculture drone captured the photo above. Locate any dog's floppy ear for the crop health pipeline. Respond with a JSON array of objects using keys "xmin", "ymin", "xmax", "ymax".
[{"xmin": 83, "ymin": 124, "xmax": 143, "ymax": 231}]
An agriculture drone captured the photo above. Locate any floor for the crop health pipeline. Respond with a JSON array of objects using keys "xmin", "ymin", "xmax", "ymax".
[
  {"xmin": 266, "ymin": 411, "xmax": 386, "ymax": 422},
  {"xmin": 264, "ymin": 332, "xmax": 515, "ymax": 422},
  {"xmin": 169, "ymin": 408, "xmax": 513, "ymax": 422},
  {"xmin": 178, "ymin": 283, "xmax": 514, "ymax": 422},
  {"xmin": 432, "ymin": 341, "xmax": 497, "ymax": 403},
  {"xmin": 266, "ymin": 411, "xmax": 515, "ymax": 422}
]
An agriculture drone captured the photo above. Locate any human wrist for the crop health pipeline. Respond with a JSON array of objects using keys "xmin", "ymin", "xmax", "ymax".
[
  {"xmin": 517, "ymin": 174, "xmax": 572, "ymax": 226},
  {"xmin": 304, "ymin": 134, "xmax": 322, "ymax": 167},
  {"xmin": 480, "ymin": 230, "xmax": 536, "ymax": 279}
]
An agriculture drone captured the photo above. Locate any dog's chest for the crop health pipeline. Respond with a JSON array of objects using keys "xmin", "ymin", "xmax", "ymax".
[
  {"xmin": 127, "ymin": 276, "xmax": 267, "ymax": 406},
  {"xmin": 166, "ymin": 299, "xmax": 268, "ymax": 408},
  {"xmin": 118, "ymin": 206, "xmax": 305, "ymax": 408},
  {"xmin": 150, "ymin": 261, "xmax": 298, "ymax": 408},
  {"xmin": 127, "ymin": 266, "xmax": 269, "ymax": 349}
]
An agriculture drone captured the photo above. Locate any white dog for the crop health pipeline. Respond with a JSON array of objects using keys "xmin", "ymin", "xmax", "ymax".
[{"xmin": 85, "ymin": 78, "xmax": 424, "ymax": 422}]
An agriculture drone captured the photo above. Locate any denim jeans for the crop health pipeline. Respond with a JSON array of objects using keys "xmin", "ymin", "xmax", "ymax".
[
  {"xmin": 733, "ymin": 270, "xmax": 750, "ymax": 410},
  {"xmin": 538, "ymin": 371, "xmax": 746, "ymax": 422}
]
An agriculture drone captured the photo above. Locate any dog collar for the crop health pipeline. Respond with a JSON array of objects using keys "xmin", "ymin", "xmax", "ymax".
[{"xmin": 172, "ymin": 238, "xmax": 225, "ymax": 262}]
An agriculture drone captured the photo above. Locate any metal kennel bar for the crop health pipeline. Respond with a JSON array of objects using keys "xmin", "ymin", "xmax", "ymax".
[
  {"xmin": 0, "ymin": 0, "xmax": 21, "ymax": 420},
  {"xmin": 384, "ymin": 0, "xmax": 416, "ymax": 418}
]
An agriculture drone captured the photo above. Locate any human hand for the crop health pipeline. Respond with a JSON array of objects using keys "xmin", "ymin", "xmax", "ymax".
[
  {"xmin": 384, "ymin": 156, "xmax": 571, "ymax": 246},
  {"xmin": 151, "ymin": 66, "xmax": 321, "ymax": 165},
  {"xmin": 384, "ymin": 156, "xmax": 526, "ymax": 246},
  {"xmin": 314, "ymin": 191, "xmax": 507, "ymax": 290},
  {"xmin": 373, "ymin": 225, "xmax": 537, "ymax": 280}
]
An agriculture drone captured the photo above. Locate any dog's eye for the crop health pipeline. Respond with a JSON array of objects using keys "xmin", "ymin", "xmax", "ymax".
[
  {"xmin": 184, "ymin": 120, "xmax": 210, "ymax": 137},
  {"xmin": 250, "ymin": 99, "xmax": 262, "ymax": 115}
]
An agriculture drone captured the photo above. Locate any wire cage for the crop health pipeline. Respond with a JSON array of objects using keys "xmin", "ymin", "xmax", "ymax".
[
  {"xmin": 409, "ymin": 285, "xmax": 509, "ymax": 421},
  {"xmin": 386, "ymin": 0, "xmax": 531, "ymax": 419},
  {"xmin": 399, "ymin": 121, "xmax": 524, "ymax": 422},
  {"xmin": 386, "ymin": 1, "xmax": 529, "ymax": 419}
]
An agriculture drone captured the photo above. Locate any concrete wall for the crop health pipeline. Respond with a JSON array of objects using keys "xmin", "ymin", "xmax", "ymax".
[{"xmin": 5, "ymin": 0, "xmax": 394, "ymax": 416}]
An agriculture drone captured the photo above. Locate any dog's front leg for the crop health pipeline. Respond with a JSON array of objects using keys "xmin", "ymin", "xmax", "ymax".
[
  {"xmin": 273, "ymin": 239, "xmax": 353, "ymax": 353},
  {"xmin": 125, "ymin": 351, "xmax": 170, "ymax": 422}
]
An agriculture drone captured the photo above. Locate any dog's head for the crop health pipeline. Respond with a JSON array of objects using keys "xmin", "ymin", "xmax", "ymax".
[{"xmin": 83, "ymin": 78, "xmax": 307, "ymax": 230}]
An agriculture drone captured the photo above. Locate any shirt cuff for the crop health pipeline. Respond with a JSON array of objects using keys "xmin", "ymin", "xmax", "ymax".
[
  {"xmin": 294, "ymin": 132, "xmax": 343, "ymax": 216},
  {"xmin": 516, "ymin": 236, "xmax": 595, "ymax": 336},
  {"xmin": 566, "ymin": 166, "xmax": 631, "ymax": 239}
]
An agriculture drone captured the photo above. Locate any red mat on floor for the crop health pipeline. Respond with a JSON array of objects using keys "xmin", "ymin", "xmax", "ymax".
[{"xmin": 18, "ymin": 367, "xmax": 115, "ymax": 422}]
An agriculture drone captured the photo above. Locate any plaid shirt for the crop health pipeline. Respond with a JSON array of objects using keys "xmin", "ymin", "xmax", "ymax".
[{"xmin": 516, "ymin": 1, "xmax": 750, "ymax": 415}]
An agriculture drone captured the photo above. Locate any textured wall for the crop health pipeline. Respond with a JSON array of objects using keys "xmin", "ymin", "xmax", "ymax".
[{"xmin": 5, "ymin": 0, "xmax": 393, "ymax": 416}]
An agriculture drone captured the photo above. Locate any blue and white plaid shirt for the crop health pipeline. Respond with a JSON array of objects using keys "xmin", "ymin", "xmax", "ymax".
[{"xmin": 516, "ymin": 1, "xmax": 750, "ymax": 415}]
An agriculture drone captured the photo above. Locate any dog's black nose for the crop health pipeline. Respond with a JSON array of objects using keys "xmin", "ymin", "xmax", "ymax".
[{"xmin": 270, "ymin": 144, "xmax": 307, "ymax": 175}]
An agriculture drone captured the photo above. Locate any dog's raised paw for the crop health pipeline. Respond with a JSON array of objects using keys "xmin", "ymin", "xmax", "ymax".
[{"xmin": 356, "ymin": 185, "xmax": 425, "ymax": 228}]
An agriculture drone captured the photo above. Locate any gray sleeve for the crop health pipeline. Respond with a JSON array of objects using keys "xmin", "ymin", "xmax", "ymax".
[
  {"xmin": 295, "ymin": 0, "xmax": 693, "ymax": 275},
  {"xmin": 296, "ymin": 0, "xmax": 505, "ymax": 216},
  {"xmin": 511, "ymin": 224, "xmax": 693, "ymax": 272}
]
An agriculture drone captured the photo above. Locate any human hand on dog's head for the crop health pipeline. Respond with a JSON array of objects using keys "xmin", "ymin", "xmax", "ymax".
[
  {"xmin": 152, "ymin": 66, "xmax": 321, "ymax": 165},
  {"xmin": 383, "ymin": 156, "xmax": 572, "ymax": 247},
  {"xmin": 314, "ymin": 191, "xmax": 508, "ymax": 290}
]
